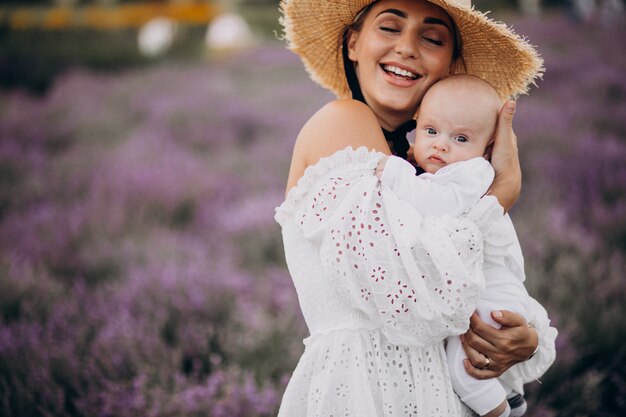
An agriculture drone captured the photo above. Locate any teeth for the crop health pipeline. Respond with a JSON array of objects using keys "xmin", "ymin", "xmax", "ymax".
[{"xmin": 383, "ymin": 65, "xmax": 417, "ymax": 79}]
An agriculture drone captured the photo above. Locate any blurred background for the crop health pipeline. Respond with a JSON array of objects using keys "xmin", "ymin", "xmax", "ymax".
[{"xmin": 0, "ymin": 0, "xmax": 625, "ymax": 416}]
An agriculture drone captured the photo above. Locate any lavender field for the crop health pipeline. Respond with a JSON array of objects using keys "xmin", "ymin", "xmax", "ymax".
[{"xmin": 1, "ymin": 14, "xmax": 625, "ymax": 417}]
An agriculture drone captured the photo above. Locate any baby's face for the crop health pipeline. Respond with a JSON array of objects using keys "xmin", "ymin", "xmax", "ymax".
[{"xmin": 413, "ymin": 81, "xmax": 497, "ymax": 174}]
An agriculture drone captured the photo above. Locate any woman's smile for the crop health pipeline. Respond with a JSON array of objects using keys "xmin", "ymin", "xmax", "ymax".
[
  {"xmin": 380, "ymin": 62, "xmax": 423, "ymax": 87},
  {"xmin": 381, "ymin": 63, "xmax": 421, "ymax": 81}
]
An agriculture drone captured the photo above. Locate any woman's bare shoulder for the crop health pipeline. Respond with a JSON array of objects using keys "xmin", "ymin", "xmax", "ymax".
[
  {"xmin": 285, "ymin": 99, "xmax": 390, "ymax": 195},
  {"xmin": 297, "ymin": 99, "xmax": 390, "ymax": 165}
]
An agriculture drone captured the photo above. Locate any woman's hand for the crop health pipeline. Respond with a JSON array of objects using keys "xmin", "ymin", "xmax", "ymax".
[
  {"xmin": 486, "ymin": 101, "xmax": 521, "ymax": 213},
  {"xmin": 461, "ymin": 310, "xmax": 538, "ymax": 380}
]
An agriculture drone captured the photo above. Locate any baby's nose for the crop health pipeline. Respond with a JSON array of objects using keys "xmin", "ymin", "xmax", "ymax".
[{"xmin": 433, "ymin": 139, "xmax": 448, "ymax": 152}]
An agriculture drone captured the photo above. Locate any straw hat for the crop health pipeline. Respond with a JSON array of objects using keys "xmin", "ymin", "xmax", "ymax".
[{"xmin": 279, "ymin": 0, "xmax": 543, "ymax": 100}]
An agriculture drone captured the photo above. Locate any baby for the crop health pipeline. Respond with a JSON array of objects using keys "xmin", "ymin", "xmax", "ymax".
[{"xmin": 377, "ymin": 75, "xmax": 533, "ymax": 417}]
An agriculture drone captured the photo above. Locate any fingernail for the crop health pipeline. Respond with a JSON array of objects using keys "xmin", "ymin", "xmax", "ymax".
[
  {"xmin": 493, "ymin": 310, "xmax": 503, "ymax": 319},
  {"xmin": 507, "ymin": 101, "xmax": 516, "ymax": 114}
]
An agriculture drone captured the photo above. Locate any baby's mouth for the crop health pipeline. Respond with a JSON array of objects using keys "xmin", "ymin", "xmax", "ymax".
[
  {"xmin": 428, "ymin": 155, "xmax": 445, "ymax": 164},
  {"xmin": 381, "ymin": 64, "xmax": 420, "ymax": 80}
]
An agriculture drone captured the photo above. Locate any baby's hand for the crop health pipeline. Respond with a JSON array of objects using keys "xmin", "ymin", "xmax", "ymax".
[{"xmin": 375, "ymin": 156, "xmax": 389, "ymax": 179}]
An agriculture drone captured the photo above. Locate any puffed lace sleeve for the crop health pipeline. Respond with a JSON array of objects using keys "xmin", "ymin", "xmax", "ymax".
[
  {"xmin": 285, "ymin": 147, "xmax": 496, "ymax": 347},
  {"xmin": 380, "ymin": 156, "xmax": 494, "ymax": 217}
]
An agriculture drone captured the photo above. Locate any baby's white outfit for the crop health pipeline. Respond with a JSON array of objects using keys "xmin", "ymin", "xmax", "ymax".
[
  {"xmin": 275, "ymin": 147, "xmax": 557, "ymax": 417},
  {"xmin": 380, "ymin": 155, "xmax": 535, "ymax": 416}
]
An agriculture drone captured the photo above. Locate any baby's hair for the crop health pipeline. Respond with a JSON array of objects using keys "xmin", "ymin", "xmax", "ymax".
[{"xmin": 427, "ymin": 74, "xmax": 503, "ymax": 116}]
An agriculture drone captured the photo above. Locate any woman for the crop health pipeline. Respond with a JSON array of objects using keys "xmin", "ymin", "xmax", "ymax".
[{"xmin": 275, "ymin": 0, "xmax": 557, "ymax": 415}]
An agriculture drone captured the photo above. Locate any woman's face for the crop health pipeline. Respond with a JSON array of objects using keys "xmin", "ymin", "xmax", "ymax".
[{"xmin": 347, "ymin": 0, "xmax": 455, "ymax": 126}]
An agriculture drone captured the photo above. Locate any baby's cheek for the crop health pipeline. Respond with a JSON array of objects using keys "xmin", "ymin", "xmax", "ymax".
[{"xmin": 412, "ymin": 143, "xmax": 425, "ymax": 162}]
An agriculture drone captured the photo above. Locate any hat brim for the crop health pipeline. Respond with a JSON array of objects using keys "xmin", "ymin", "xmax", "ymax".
[{"xmin": 280, "ymin": 0, "xmax": 543, "ymax": 100}]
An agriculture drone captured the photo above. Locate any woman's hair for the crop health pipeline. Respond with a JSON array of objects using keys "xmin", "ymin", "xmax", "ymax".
[{"xmin": 347, "ymin": 2, "xmax": 378, "ymax": 35}]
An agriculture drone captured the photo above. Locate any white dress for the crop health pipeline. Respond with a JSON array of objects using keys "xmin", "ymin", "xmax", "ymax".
[
  {"xmin": 379, "ymin": 156, "xmax": 558, "ymax": 396},
  {"xmin": 274, "ymin": 147, "xmax": 556, "ymax": 417}
]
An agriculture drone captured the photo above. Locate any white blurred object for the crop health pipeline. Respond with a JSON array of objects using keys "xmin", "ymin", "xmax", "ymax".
[
  {"xmin": 571, "ymin": 0, "xmax": 625, "ymax": 23},
  {"xmin": 572, "ymin": 0, "xmax": 598, "ymax": 20},
  {"xmin": 206, "ymin": 13, "xmax": 253, "ymax": 51},
  {"xmin": 518, "ymin": 0, "xmax": 542, "ymax": 15},
  {"xmin": 138, "ymin": 17, "xmax": 178, "ymax": 57},
  {"xmin": 599, "ymin": 0, "xmax": 625, "ymax": 24}
]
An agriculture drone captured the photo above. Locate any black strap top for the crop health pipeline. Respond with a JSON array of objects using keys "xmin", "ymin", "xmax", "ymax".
[{"xmin": 342, "ymin": 37, "xmax": 419, "ymax": 167}]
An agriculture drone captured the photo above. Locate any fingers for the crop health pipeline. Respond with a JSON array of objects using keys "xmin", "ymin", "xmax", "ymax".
[
  {"xmin": 461, "ymin": 335, "xmax": 506, "ymax": 379},
  {"xmin": 501, "ymin": 100, "xmax": 516, "ymax": 118},
  {"xmin": 489, "ymin": 313, "xmax": 538, "ymax": 361},
  {"xmin": 461, "ymin": 333, "xmax": 486, "ymax": 364},
  {"xmin": 490, "ymin": 309, "xmax": 527, "ymax": 328},
  {"xmin": 463, "ymin": 359, "xmax": 504, "ymax": 380},
  {"xmin": 467, "ymin": 313, "xmax": 517, "ymax": 362},
  {"xmin": 489, "ymin": 101, "xmax": 520, "ymax": 209},
  {"xmin": 491, "ymin": 100, "xmax": 518, "ymax": 164},
  {"xmin": 469, "ymin": 312, "xmax": 500, "ymax": 344},
  {"xmin": 461, "ymin": 334, "xmax": 507, "ymax": 379},
  {"xmin": 462, "ymin": 310, "xmax": 535, "ymax": 377},
  {"xmin": 497, "ymin": 100, "xmax": 516, "ymax": 139}
]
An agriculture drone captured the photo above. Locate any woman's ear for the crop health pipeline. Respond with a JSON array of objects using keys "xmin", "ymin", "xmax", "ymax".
[{"xmin": 347, "ymin": 30, "xmax": 359, "ymax": 61}]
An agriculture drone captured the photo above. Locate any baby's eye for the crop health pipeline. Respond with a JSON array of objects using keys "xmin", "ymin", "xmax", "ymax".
[
  {"xmin": 454, "ymin": 135, "xmax": 468, "ymax": 143},
  {"xmin": 426, "ymin": 127, "xmax": 437, "ymax": 135}
]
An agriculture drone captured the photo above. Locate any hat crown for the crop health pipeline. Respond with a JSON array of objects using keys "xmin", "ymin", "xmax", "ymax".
[{"xmin": 445, "ymin": 0, "xmax": 472, "ymax": 8}]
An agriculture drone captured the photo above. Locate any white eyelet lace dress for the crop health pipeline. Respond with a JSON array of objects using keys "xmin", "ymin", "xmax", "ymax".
[{"xmin": 275, "ymin": 147, "xmax": 505, "ymax": 417}]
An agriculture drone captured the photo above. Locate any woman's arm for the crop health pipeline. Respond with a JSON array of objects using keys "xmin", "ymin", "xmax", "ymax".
[{"xmin": 485, "ymin": 101, "xmax": 521, "ymax": 213}]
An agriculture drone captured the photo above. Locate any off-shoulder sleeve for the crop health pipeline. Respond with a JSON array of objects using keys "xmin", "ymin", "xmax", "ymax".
[
  {"xmin": 284, "ymin": 148, "xmax": 492, "ymax": 346},
  {"xmin": 380, "ymin": 156, "xmax": 494, "ymax": 217}
]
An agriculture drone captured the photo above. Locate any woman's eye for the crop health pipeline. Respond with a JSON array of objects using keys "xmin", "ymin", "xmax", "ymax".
[
  {"xmin": 380, "ymin": 26, "xmax": 399, "ymax": 33},
  {"xmin": 423, "ymin": 37, "xmax": 444, "ymax": 46},
  {"xmin": 426, "ymin": 128, "xmax": 437, "ymax": 135},
  {"xmin": 421, "ymin": 30, "xmax": 445, "ymax": 46},
  {"xmin": 454, "ymin": 135, "xmax": 468, "ymax": 143}
]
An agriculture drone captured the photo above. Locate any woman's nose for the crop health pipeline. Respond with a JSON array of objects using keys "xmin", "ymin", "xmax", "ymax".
[{"xmin": 394, "ymin": 32, "xmax": 418, "ymax": 59}]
